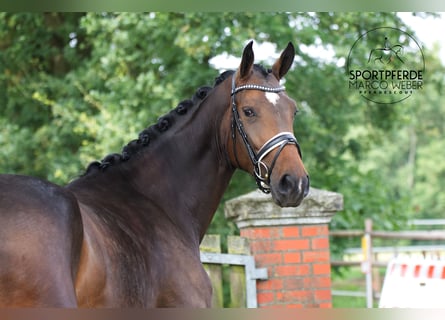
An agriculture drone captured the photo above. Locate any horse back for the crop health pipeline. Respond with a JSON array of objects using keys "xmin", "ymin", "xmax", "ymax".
[{"xmin": 0, "ymin": 174, "xmax": 83, "ymax": 307}]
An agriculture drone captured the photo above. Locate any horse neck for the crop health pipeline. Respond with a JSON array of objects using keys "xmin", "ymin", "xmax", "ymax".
[{"xmin": 76, "ymin": 80, "xmax": 235, "ymax": 242}]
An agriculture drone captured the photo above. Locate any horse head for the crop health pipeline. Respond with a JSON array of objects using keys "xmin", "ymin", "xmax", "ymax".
[{"xmin": 229, "ymin": 41, "xmax": 310, "ymax": 207}]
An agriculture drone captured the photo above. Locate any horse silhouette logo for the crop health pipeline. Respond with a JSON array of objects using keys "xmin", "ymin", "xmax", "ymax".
[
  {"xmin": 368, "ymin": 36, "xmax": 404, "ymax": 65},
  {"xmin": 347, "ymin": 27, "xmax": 424, "ymax": 104}
]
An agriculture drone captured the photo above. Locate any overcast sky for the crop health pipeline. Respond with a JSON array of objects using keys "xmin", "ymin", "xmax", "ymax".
[{"xmin": 399, "ymin": 12, "xmax": 445, "ymax": 64}]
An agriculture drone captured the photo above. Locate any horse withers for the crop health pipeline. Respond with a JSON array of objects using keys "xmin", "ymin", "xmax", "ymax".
[{"xmin": 0, "ymin": 41, "xmax": 309, "ymax": 307}]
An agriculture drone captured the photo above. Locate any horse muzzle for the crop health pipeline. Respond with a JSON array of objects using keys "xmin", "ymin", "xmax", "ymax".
[
  {"xmin": 252, "ymin": 132, "xmax": 310, "ymax": 207},
  {"xmin": 270, "ymin": 173, "xmax": 310, "ymax": 207}
]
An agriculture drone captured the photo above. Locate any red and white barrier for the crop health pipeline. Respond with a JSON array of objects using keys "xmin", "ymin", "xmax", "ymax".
[{"xmin": 379, "ymin": 258, "xmax": 445, "ymax": 308}]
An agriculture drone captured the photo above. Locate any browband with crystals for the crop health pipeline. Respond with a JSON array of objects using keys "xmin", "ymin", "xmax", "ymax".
[{"xmin": 231, "ymin": 83, "xmax": 286, "ymax": 95}]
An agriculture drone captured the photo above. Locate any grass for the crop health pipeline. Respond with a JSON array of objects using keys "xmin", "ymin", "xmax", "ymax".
[
  {"xmin": 331, "ymin": 266, "xmax": 385, "ymax": 308},
  {"xmin": 333, "ymin": 296, "xmax": 369, "ymax": 308}
]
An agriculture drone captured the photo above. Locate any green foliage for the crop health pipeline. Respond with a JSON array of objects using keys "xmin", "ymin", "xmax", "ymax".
[{"xmin": 1, "ymin": 13, "xmax": 444, "ymax": 245}]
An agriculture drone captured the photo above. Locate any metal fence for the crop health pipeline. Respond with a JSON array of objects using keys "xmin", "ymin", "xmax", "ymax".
[
  {"xmin": 330, "ymin": 219, "xmax": 445, "ymax": 308},
  {"xmin": 199, "ymin": 234, "xmax": 268, "ymax": 308}
]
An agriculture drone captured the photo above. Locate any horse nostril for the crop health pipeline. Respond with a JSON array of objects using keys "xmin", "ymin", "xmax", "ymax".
[
  {"xmin": 278, "ymin": 174, "xmax": 310, "ymax": 198},
  {"xmin": 274, "ymin": 174, "xmax": 308, "ymax": 207},
  {"xmin": 278, "ymin": 174, "xmax": 296, "ymax": 194}
]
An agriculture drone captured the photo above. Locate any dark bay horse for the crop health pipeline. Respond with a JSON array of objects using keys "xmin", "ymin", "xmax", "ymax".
[{"xmin": 0, "ymin": 41, "xmax": 309, "ymax": 307}]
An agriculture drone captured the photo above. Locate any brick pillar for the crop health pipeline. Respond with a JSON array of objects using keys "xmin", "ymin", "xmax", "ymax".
[{"xmin": 225, "ymin": 187, "xmax": 343, "ymax": 308}]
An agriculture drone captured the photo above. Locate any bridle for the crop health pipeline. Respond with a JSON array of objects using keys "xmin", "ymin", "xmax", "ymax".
[{"xmin": 230, "ymin": 75, "xmax": 303, "ymax": 194}]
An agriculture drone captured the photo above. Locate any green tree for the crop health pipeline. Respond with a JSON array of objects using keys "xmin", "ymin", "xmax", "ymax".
[{"xmin": 1, "ymin": 12, "xmax": 443, "ymax": 242}]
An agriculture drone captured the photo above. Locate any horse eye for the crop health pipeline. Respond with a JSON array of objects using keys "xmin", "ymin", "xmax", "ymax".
[{"xmin": 242, "ymin": 107, "xmax": 256, "ymax": 118}]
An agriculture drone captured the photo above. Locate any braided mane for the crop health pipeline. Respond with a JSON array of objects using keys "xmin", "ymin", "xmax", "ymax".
[
  {"xmin": 83, "ymin": 85, "xmax": 211, "ymax": 175},
  {"xmin": 83, "ymin": 65, "xmax": 269, "ymax": 176}
]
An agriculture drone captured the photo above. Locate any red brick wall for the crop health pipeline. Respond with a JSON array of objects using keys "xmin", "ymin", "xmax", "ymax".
[{"xmin": 240, "ymin": 224, "xmax": 332, "ymax": 308}]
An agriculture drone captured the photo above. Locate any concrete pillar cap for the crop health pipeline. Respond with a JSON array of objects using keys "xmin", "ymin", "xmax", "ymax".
[{"xmin": 225, "ymin": 187, "xmax": 343, "ymax": 228}]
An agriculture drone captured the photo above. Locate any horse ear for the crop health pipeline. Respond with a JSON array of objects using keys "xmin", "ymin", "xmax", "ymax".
[
  {"xmin": 238, "ymin": 41, "xmax": 254, "ymax": 80},
  {"xmin": 272, "ymin": 42, "xmax": 295, "ymax": 80}
]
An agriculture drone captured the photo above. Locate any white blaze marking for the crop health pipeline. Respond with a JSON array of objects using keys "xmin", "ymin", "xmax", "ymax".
[{"xmin": 265, "ymin": 92, "xmax": 280, "ymax": 106}]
